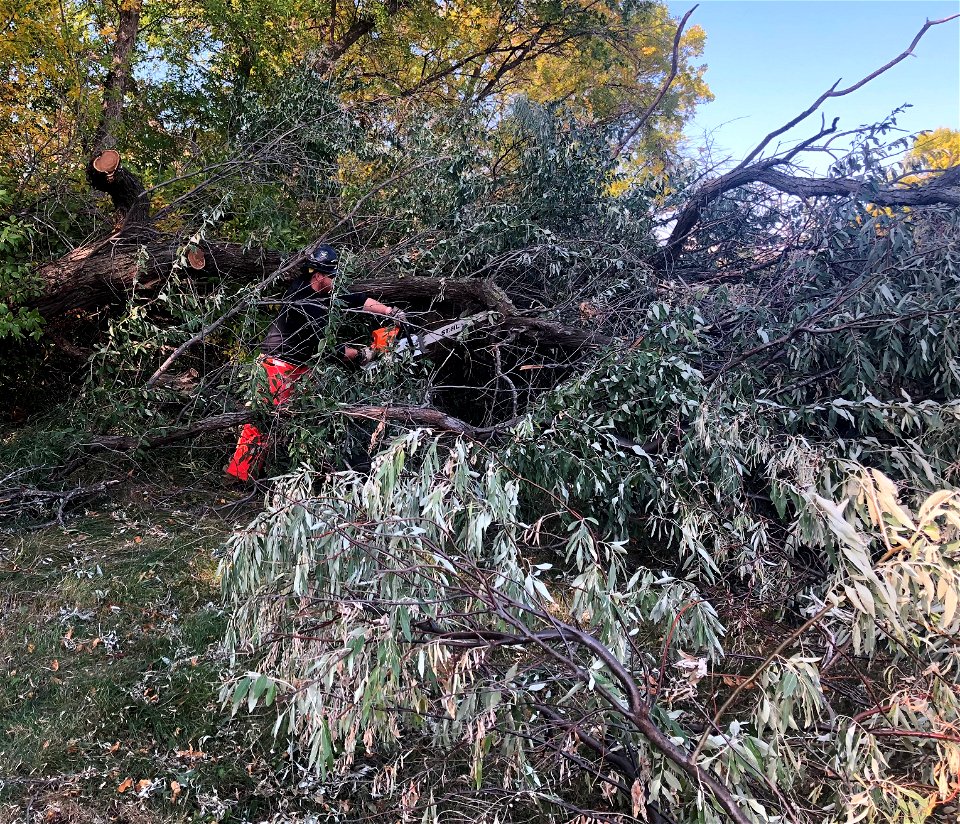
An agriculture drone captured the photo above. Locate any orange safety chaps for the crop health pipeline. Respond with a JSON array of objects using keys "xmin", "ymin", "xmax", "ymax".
[{"xmin": 225, "ymin": 357, "xmax": 309, "ymax": 481}]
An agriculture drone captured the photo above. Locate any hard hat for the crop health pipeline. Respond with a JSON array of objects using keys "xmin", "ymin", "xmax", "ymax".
[{"xmin": 304, "ymin": 244, "xmax": 339, "ymax": 275}]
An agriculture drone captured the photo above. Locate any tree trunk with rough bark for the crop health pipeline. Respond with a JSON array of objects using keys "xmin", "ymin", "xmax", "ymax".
[{"xmin": 34, "ymin": 235, "xmax": 282, "ymax": 319}]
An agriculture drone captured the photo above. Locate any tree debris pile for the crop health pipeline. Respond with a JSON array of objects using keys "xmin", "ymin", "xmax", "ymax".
[{"xmin": 2, "ymin": 2, "xmax": 960, "ymax": 822}]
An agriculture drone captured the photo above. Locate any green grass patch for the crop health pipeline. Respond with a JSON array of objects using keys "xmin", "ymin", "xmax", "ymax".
[{"xmin": 0, "ymin": 498, "xmax": 302, "ymax": 823}]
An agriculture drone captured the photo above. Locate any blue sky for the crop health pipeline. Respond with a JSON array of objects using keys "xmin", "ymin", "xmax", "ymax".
[{"xmin": 665, "ymin": 1, "xmax": 960, "ymax": 171}]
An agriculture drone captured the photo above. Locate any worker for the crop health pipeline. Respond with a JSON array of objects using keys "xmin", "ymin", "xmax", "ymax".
[{"xmin": 225, "ymin": 244, "xmax": 405, "ymax": 482}]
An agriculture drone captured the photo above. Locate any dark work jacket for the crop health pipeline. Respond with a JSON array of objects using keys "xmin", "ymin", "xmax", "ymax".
[{"xmin": 260, "ymin": 276, "xmax": 368, "ymax": 365}]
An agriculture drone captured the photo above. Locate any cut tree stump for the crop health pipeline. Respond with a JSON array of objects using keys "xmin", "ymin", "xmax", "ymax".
[{"xmin": 91, "ymin": 149, "xmax": 121, "ymax": 178}]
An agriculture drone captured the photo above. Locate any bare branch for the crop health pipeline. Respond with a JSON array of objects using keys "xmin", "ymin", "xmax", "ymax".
[
  {"xmin": 343, "ymin": 405, "xmax": 518, "ymax": 439},
  {"xmin": 612, "ymin": 5, "xmax": 698, "ymax": 160},
  {"xmin": 737, "ymin": 13, "xmax": 959, "ymax": 169}
]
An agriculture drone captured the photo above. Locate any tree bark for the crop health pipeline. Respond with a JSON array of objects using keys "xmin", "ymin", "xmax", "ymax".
[
  {"xmin": 655, "ymin": 161, "xmax": 960, "ymax": 269},
  {"xmin": 34, "ymin": 236, "xmax": 282, "ymax": 319},
  {"xmin": 343, "ymin": 405, "xmax": 518, "ymax": 438},
  {"xmin": 92, "ymin": 0, "xmax": 143, "ymax": 153},
  {"xmin": 86, "ymin": 154, "xmax": 151, "ymax": 225}
]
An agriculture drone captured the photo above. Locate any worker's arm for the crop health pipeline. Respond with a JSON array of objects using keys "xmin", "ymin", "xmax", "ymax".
[{"xmin": 362, "ymin": 297, "xmax": 404, "ymax": 320}]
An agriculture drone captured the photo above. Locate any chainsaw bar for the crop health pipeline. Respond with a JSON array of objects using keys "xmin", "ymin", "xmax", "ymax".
[{"xmin": 393, "ymin": 311, "xmax": 496, "ymax": 358}]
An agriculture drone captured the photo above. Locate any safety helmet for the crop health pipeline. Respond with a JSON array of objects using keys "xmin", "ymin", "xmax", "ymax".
[{"xmin": 304, "ymin": 243, "xmax": 339, "ymax": 275}]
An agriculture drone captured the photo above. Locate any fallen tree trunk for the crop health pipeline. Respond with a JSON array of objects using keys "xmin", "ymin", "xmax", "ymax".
[
  {"xmin": 32, "ymin": 233, "xmax": 519, "ymax": 324},
  {"xmin": 35, "ymin": 236, "xmax": 282, "ymax": 319}
]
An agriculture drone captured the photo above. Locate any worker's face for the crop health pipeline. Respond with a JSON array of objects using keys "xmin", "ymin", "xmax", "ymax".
[{"xmin": 310, "ymin": 271, "xmax": 334, "ymax": 294}]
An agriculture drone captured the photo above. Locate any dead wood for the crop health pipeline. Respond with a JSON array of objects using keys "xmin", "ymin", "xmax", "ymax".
[
  {"xmin": 343, "ymin": 405, "xmax": 519, "ymax": 439},
  {"xmin": 653, "ymin": 13, "xmax": 960, "ymax": 269},
  {"xmin": 34, "ymin": 236, "xmax": 282, "ymax": 319},
  {"xmin": 0, "ymin": 477, "xmax": 120, "ymax": 525}
]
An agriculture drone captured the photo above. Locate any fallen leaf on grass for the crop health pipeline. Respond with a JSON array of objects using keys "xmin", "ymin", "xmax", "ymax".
[
  {"xmin": 170, "ymin": 781, "xmax": 181, "ymax": 801},
  {"xmin": 50, "ymin": 659, "xmax": 59, "ymax": 672},
  {"xmin": 631, "ymin": 779, "xmax": 645, "ymax": 818},
  {"xmin": 720, "ymin": 674, "xmax": 756, "ymax": 689},
  {"xmin": 136, "ymin": 779, "xmax": 151, "ymax": 792},
  {"xmin": 117, "ymin": 777, "xmax": 133, "ymax": 793}
]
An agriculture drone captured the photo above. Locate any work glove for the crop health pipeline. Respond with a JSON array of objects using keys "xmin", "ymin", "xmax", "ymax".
[{"xmin": 361, "ymin": 346, "xmax": 376, "ymax": 364}]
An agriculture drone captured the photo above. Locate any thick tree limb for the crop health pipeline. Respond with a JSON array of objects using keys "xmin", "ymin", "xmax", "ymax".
[
  {"xmin": 350, "ymin": 276, "xmax": 516, "ymax": 315},
  {"xmin": 86, "ymin": 152, "xmax": 151, "ymax": 225},
  {"xmin": 74, "ymin": 403, "xmax": 512, "ymax": 461},
  {"xmin": 34, "ymin": 236, "xmax": 282, "ymax": 319},
  {"xmin": 500, "ymin": 316, "xmax": 613, "ymax": 349},
  {"xmin": 77, "ymin": 411, "xmax": 254, "ymax": 455},
  {"xmin": 654, "ymin": 13, "xmax": 960, "ymax": 269},
  {"xmin": 754, "ymin": 166, "xmax": 960, "ymax": 206},
  {"xmin": 659, "ymin": 156, "xmax": 960, "ymax": 269}
]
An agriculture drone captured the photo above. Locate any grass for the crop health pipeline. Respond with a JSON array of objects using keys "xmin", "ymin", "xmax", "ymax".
[{"xmin": 0, "ymin": 488, "xmax": 315, "ymax": 823}]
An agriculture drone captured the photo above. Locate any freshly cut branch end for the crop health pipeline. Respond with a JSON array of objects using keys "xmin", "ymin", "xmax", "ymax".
[
  {"xmin": 92, "ymin": 150, "xmax": 121, "ymax": 176},
  {"xmin": 186, "ymin": 247, "xmax": 206, "ymax": 270}
]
